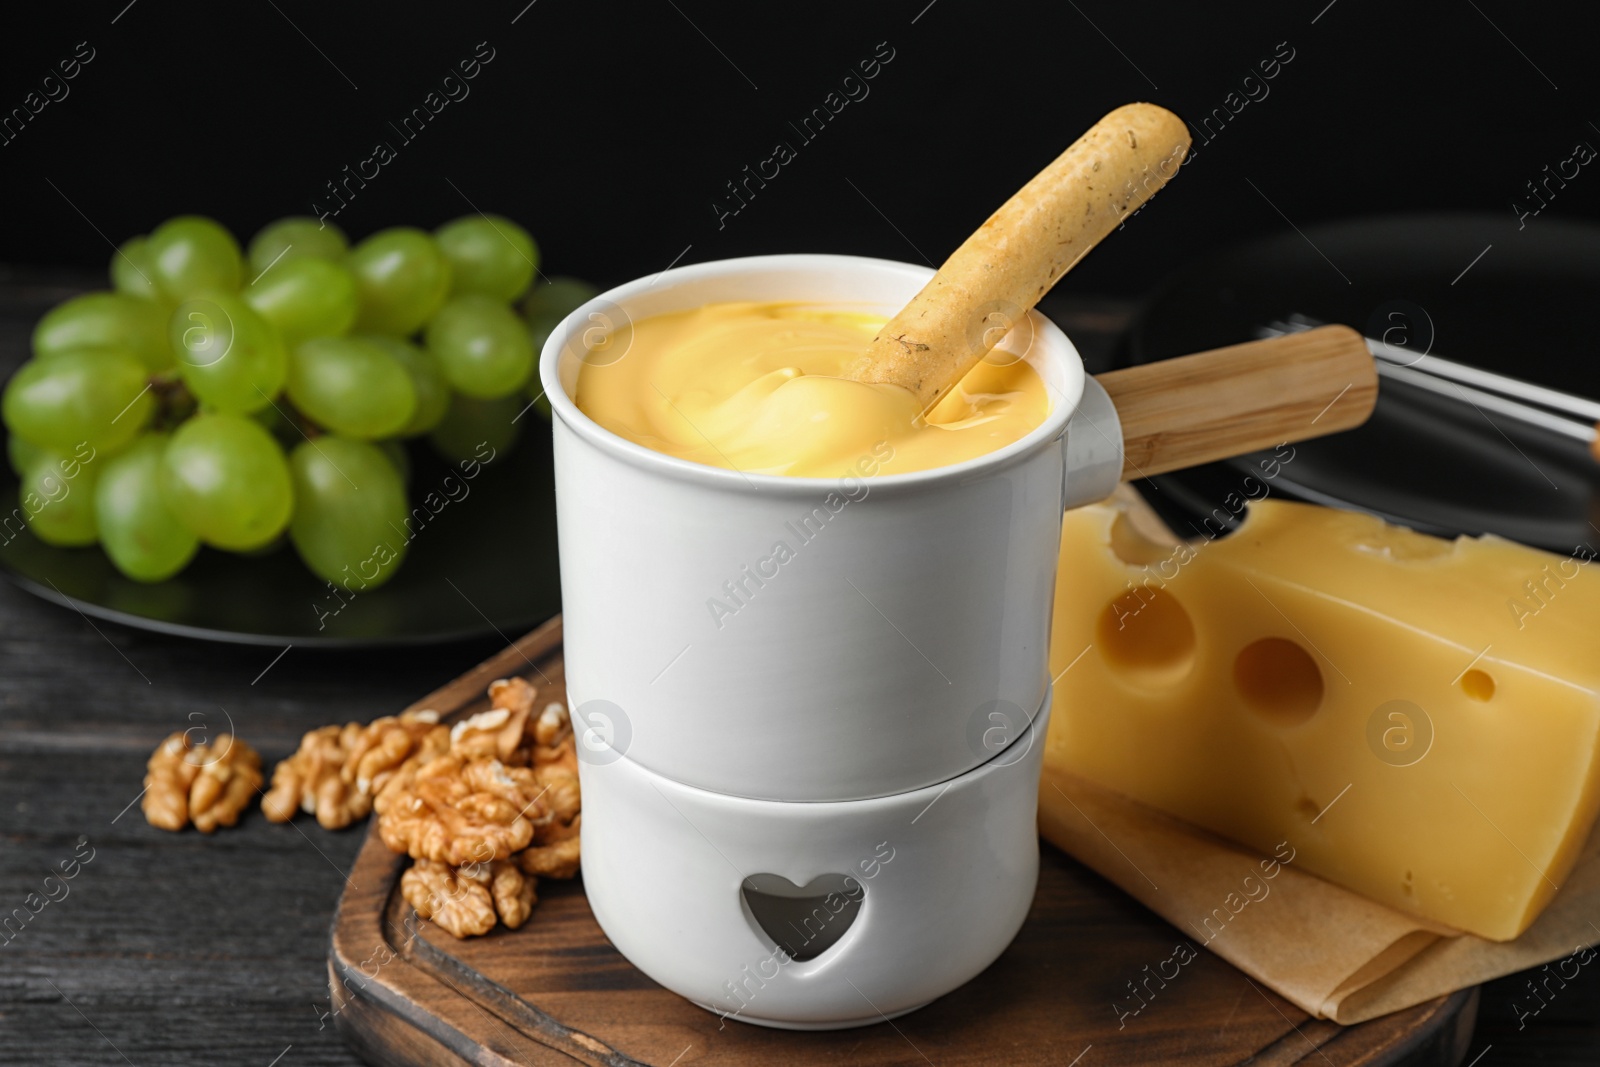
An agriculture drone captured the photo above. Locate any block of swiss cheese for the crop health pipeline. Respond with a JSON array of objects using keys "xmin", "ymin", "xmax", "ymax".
[{"xmin": 1044, "ymin": 496, "xmax": 1600, "ymax": 941}]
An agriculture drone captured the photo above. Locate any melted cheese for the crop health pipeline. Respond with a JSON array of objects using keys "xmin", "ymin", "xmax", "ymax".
[{"xmin": 573, "ymin": 302, "xmax": 1048, "ymax": 477}]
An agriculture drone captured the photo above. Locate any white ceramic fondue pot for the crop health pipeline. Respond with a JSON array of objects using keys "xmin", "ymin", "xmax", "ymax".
[
  {"xmin": 538, "ymin": 253, "xmax": 1374, "ymax": 1029},
  {"xmin": 543, "ymin": 254, "xmax": 1121, "ymax": 804}
]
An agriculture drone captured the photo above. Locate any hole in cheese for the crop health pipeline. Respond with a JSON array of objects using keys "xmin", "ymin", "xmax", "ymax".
[
  {"xmin": 1095, "ymin": 587, "xmax": 1196, "ymax": 687},
  {"xmin": 1233, "ymin": 637, "xmax": 1324, "ymax": 725},
  {"xmin": 1107, "ymin": 511, "xmax": 1174, "ymax": 566},
  {"xmin": 1460, "ymin": 669, "xmax": 1496, "ymax": 702}
]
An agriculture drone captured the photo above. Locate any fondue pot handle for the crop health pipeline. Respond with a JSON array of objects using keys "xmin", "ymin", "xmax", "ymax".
[{"xmin": 1061, "ymin": 324, "xmax": 1377, "ymax": 508}]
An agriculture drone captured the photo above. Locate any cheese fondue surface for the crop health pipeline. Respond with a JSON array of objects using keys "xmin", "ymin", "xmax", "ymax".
[{"xmin": 573, "ymin": 302, "xmax": 1050, "ymax": 478}]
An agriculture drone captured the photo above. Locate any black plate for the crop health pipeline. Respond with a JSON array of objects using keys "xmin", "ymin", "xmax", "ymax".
[
  {"xmin": 1124, "ymin": 212, "xmax": 1600, "ymax": 553},
  {"xmin": 0, "ymin": 427, "xmax": 561, "ymax": 647}
]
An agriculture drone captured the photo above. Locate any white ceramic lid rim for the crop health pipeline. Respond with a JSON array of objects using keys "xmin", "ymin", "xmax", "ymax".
[{"xmin": 538, "ymin": 253, "xmax": 1086, "ymax": 498}]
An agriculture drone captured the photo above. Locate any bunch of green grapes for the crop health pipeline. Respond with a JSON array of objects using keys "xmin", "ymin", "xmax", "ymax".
[{"xmin": 3, "ymin": 213, "xmax": 598, "ymax": 589}]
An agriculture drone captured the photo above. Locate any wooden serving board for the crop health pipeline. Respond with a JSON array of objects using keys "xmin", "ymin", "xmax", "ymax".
[{"xmin": 328, "ymin": 617, "xmax": 1478, "ymax": 1066}]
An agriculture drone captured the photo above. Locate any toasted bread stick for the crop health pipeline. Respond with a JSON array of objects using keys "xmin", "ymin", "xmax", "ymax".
[{"xmin": 849, "ymin": 103, "xmax": 1190, "ymax": 409}]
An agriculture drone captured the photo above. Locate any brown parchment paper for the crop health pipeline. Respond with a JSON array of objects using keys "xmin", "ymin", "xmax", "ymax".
[{"xmin": 1040, "ymin": 766, "xmax": 1600, "ymax": 1024}]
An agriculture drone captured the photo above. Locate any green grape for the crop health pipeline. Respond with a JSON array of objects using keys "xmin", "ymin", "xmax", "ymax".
[
  {"xmin": 20, "ymin": 449, "xmax": 100, "ymax": 547},
  {"xmin": 377, "ymin": 438, "xmax": 411, "ymax": 484},
  {"xmin": 346, "ymin": 228, "xmax": 451, "ymax": 336},
  {"xmin": 169, "ymin": 293, "xmax": 288, "ymax": 414},
  {"xmin": 2, "ymin": 350, "xmax": 152, "ymax": 453},
  {"xmin": 425, "ymin": 295, "xmax": 533, "ymax": 399},
  {"xmin": 7, "ymin": 434, "xmax": 46, "ymax": 477},
  {"xmin": 526, "ymin": 319, "xmax": 558, "ymax": 363},
  {"xmin": 429, "ymin": 391, "xmax": 523, "ymax": 463},
  {"xmin": 287, "ymin": 336, "xmax": 415, "ymax": 439},
  {"xmin": 523, "ymin": 276, "xmax": 599, "ymax": 329},
  {"xmin": 34, "ymin": 291, "xmax": 173, "ymax": 372},
  {"xmin": 110, "ymin": 236, "xmax": 165, "ymax": 303},
  {"xmin": 243, "ymin": 258, "xmax": 358, "ymax": 344},
  {"xmin": 364, "ymin": 335, "xmax": 449, "ymax": 435},
  {"xmin": 247, "ymin": 217, "xmax": 349, "ymax": 274},
  {"xmin": 288, "ymin": 437, "xmax": 408, "ymax": 588},
  {"xmin": 160, "ymin": 413, "xmax": 293, "ymax": 551},
  {"xmin": 523, "ymin": 276, "xmax": 599, "ymax": 366},
  {"xmin": 94, "ymin": 434, "xmax": 199, "ymax": 581},
  {"xmin": 435, "ymin": 214, "xmax": 538, "ymax": 302},
  {"xmin": 147, "ymin": 215, "xmax": 243, "ymax": 301}
]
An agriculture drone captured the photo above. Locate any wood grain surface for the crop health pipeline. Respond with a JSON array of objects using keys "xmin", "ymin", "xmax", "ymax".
[{"xmin": 0, "ymin": 269, "xmax": 1589, "ymax": 1065}]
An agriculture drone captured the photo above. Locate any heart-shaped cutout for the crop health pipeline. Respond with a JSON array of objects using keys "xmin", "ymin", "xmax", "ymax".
[{"xmin": 740, "ymin": 872, "xmax": 864, "ymax": 962}]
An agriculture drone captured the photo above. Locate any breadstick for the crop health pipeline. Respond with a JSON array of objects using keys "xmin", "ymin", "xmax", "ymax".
[{"xmin": 849, "ymin": 103, "xmax": 1190, "ymax": 409}]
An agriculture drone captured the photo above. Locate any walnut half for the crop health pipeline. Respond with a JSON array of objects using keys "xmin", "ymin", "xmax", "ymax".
[
  {"xmin": 452, "ymin": 676, "xmax": 538, "ymax": 763},
  {"xmin": 401, "ymin": 859, "xmax": 497, "ymax": 939},
  {"xmin": 376, "ymin": 753, "xmax": 547, "ymax": 865},
  {"xmin": 142, "ymin": 731, "xmax": 263, "ymax": 833},
  {"xmin": 518, "ymin": 816, "xmax": 581, "ymax": 880},
  {"xmin": 402, "ymin": 857, "xmax": 538, "ymax": 939}
]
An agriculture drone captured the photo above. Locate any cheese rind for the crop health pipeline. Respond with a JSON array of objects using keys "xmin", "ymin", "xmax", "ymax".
[{"xmin": 1044, "ymin": 497, "xmax": 1600, "ymax": 941}]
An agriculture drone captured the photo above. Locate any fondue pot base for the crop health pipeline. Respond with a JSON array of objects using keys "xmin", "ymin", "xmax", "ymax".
[{"xmin": 577, "ymin": 700, "xmax": 1051, "ymax": 1029}]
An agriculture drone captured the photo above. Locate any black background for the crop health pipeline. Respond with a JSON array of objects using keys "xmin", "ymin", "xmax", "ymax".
[{"xmin": 2, "ymin": 0, "xmax": 1598, "ymax": 297}]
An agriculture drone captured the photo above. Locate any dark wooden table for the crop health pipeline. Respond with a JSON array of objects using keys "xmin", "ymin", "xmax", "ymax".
[{"xmin": 0, "ymin": 268, "xmax": 1593, "ymax": 1065}]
